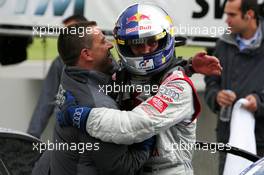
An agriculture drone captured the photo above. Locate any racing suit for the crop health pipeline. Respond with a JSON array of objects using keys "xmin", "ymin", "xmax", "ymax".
[
  {"xmin": 84, "ymin": 58, "xmax": 201, "ymax": 175},
  {"xmin": 33, "ymin": 66, "xmax": 152, "ymax": 175}
]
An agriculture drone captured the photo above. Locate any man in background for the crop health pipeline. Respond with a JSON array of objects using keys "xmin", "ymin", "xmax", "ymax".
[{"xmin": 204, "ymin": 0, "xmax": 264, "ymax": 174}]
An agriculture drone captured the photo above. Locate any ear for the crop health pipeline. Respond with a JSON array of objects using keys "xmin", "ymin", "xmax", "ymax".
[
  {"xmin": 246, "ymin": 10, "xmax": 254, "ymax": 20},
  {"xmin": 245, "ymin": 14, "xmax": 250, "ymax": 20},
  {"xmin": 80, "ymin": 48, "xmax": 93, "ymax": 61}
]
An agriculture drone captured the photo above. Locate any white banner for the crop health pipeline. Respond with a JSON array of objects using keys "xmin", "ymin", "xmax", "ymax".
[
  {"xmin": 223, "ymin": 99, "xmax": 256, "ymax": 175},
  {"xmin": 0, "ymin": 0, "xmax": 233, "ymax": 37}
]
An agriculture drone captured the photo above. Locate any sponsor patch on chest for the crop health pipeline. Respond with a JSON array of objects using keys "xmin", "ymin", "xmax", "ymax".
[{"xmin": 147, "ymin": 96, "xmax": 168, "ymax": 113}]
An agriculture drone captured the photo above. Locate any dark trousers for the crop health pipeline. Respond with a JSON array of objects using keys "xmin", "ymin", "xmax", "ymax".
[{"xmin": 32, "ymin": 151, "xmax": 50, "ymax": 175}]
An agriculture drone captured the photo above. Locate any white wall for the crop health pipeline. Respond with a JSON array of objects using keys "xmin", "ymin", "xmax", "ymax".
[
  {"xmin": 0, "ymin": 60, "xmax": 55, "ymax": 141},
  {"xmin": 0, "ymin": 78, "xmax": 55, "ymax": 141}
]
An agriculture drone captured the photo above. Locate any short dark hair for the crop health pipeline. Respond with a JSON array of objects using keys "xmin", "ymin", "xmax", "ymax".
[
  {"xmin": 228, "ymin": 0, "xmax": 259, "ymax": 20},
  {"xmin": 62, "ymin": 15, "xmax": 88, "ymax": 25},
  {"xmin": 57, "ymin": 21, "xmax": 97, "ymax": 66},
  {"xmin": 241, "ymin": 0, "xmax": 259, "ymax": 19}
]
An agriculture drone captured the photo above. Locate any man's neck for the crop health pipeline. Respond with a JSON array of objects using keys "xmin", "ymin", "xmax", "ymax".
[
  {"xmin": 241, "ymin": 21, "xmax": 258, "ymax": 39},
  {"xmin": 76, "ymin": 60, "xmax": 93, "ymax": 70}
]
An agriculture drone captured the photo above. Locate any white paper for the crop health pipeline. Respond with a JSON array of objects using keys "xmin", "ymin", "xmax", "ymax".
[{"xmin": 223, "ymin": 99, "xmax": 256, "ymax": 175}]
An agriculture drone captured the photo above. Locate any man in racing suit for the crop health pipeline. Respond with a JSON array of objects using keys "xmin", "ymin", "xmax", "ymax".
[{"xmin": 57, "ymin": 4, "xmax": 222, "ymax": 175}]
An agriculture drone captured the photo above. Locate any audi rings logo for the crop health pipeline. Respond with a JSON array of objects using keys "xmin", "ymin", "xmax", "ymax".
[{"xmin": 72, "ymin": 108, "xmax": 84, "ymax": 128}]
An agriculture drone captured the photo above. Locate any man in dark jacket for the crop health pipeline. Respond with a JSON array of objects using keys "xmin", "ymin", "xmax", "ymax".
[
  {"xmin": 204, "ymin": 0, "xmax": 264, "ymax": 174},
  {"xmin": 32, "ymin": 21, "xmax": 153, "ymax": 175},
  {"xmin": 27, "ymin": 15, "xmax": 88, "ymax": 138}
]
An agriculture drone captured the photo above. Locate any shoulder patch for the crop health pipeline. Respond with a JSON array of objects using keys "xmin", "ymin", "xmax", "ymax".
[{"xmin": 157, "ymin": 85, "xmax": 181, "ymax": 103}]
